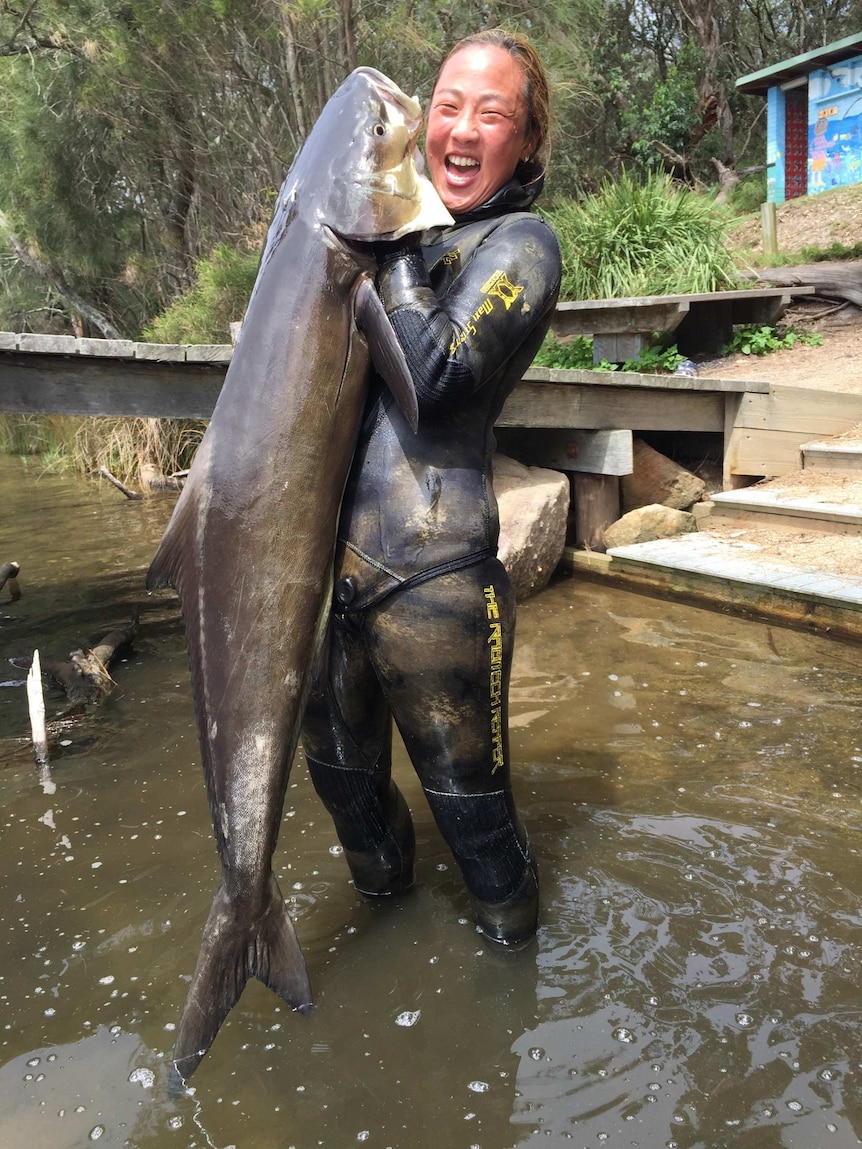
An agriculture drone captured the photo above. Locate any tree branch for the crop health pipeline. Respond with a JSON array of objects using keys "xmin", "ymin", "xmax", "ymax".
[{"xmin": 0, "ymin": 211, "xmax": 123, "ymax": 338}]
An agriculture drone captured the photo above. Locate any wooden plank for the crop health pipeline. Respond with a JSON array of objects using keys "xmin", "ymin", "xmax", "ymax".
[
  {"xmin": 498, "ymin": 382, "xmax": 724, "ymax": 432},
  {"xmin": 552, "ymin": 300, "xmax": 688, "ymax": 338},
  {"xmin": 537, "ymin": 367, "xmax": 768, "ymax": 394},
  {"xmin": 495, "ymin": 429, "xmax": 633, "ymax": 474},
  {"xmin": 18, "ymin": 333, "xmax": 78, "ymax": 354},
  {"xmin": 133, "ymin": 343, "xmax": 187, "ymax": 361},
  {"xmin": 724, "ymin": 427, "xmax": 806, "ymax": 476},
  {"xmin": 0, "ymin": 354, "xmax": 224, "ymax": 418},
  {"xmin": 78, "ymin": 338, "xmax": 137, "ymax": 358},
  {"xmin": 802, "ymin": 445, "xmax": 862, "ymax": 472},
  {"xmin": 574, "ymin": 473, "xmax": 620, "ymax": 551},
  {"xmin": 733, "ymin": 385, "xmax": 862, "ymax": 434}
]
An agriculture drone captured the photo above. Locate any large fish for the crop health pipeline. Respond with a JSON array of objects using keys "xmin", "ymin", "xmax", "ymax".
[{"xmin": 146, "ymin": 67, "xmax": 452, "ymax": 1080}]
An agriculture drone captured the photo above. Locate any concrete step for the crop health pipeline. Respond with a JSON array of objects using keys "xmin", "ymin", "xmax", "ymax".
[
  {"xmin": 707, "ymin": 488, "xmax": 862, "ymax": 535},
  {"xmin": 801, "ymin": 435, "xmax": 862, "ymax": 473},
  {"xmin": 564, "ymin": 533, "xmax": 862, "ymax": 640}
]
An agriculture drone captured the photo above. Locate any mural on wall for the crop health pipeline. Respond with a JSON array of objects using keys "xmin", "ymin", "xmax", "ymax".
[{"xmin": 808, "ymin": 53, "xmax": 862, "ymax": 194}]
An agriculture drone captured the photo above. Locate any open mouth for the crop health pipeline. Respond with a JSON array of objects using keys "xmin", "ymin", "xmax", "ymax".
[{"xmin": 445, "ymin": 155, "xmax": 480, "ymax": 182}]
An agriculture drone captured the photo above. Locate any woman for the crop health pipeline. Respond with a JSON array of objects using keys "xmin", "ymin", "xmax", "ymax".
[{"xmin": 302, "ymin": 29, "xmax": 562, "ymax": 945}]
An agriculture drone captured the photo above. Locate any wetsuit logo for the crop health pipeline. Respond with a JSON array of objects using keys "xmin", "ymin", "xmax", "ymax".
[
  {"xmin": 484, "ymin": 584, "xmax": 505, "ymax": 775},
  {"xmin": 449, "ymin": 269, "xmax": 527, "ymax": 354},
  {"xmin": 480, "ymin": 270, "xmax": 524, "ymax": 310}
]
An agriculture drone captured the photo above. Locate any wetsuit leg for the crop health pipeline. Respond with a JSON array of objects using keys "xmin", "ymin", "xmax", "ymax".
[
  {"xmin": 363, "ymin": 557, "xmax": 538, "ymax": 945},
  {"xmin": 301, "ymin": 612, "xmax": 415, "ymax": 897}
]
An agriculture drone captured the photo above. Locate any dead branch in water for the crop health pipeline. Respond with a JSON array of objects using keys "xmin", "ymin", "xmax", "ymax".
[
  {"xmin": 0, "ymin": 561, "xmax": 21, "ymax": 601},
  {"xmin": 13, "ymin": 612, "xmax": 138, "ymax": 708},
  {"xmin": 98, "ymin": 467, "xmax": 142, "ymax": 500}
]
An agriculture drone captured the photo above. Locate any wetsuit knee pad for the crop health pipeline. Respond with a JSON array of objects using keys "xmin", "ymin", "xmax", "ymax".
[
  {"xmin": 424, "ymin": 787, "xmax": 538, "ymax": 944},
  {"xmin": 306, "ymin": 758, "xmax": 415, "ymax": 897},
  {"xmin": 423, "ymin": 788, "xmax": 533, "ymax": 901}
]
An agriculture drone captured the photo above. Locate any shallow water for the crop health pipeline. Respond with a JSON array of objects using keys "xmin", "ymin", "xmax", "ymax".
[{"xmin": 1, "ymin": 453, "xmax": 861, "ymax": 1149}]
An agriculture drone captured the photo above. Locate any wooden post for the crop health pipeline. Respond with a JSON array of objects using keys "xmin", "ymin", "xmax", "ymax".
[
  {"xmin": 761, "ymin": 202, "xmax": 778, "ymax": 260},
  {"xmin": 574, "ymin": 473, "xmax": 620, "ymax": 553}
]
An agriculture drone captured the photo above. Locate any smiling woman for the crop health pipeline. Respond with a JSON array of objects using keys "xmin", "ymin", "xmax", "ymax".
[
  {"xmin": 301, "ymin": 30, "xmax": 562, "ymax": 948},
  {"xmin": 425, "ymin": 44, "xmax": 537, "ymax": 214}
]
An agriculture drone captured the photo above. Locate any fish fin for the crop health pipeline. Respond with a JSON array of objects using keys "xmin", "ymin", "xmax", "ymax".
[
  {"xmin": 145, "ymin": 487, "xmax": 197, "ymax": 593},
  {"xmin": 172, "ymin": 873, "xmax": 312, "ymax": 1080},
  {"xmin": 355, "ymin": 276, "xmax": 419, "ymax": 432}
]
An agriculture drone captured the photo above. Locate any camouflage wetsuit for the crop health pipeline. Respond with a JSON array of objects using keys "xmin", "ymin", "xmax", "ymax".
[{"xmin": 301, "ymin": 173, "xmax": 562, "ymax": 944}]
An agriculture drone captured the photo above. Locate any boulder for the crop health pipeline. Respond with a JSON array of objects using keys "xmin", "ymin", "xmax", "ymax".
[
  {"xmin": 603, "ymin": 503, "xmax": 698, "ymax": 549},
  {"xmin": 493, "ymin": 454, "xmax": 570, "ymax": 600},
  {"xmin": 622, "ymin": 438, "xmax": 707, "ymax": 512}
]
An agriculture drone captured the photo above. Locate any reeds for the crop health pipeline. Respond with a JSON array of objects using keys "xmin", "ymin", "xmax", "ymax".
[{"xmin": 543, "ymin": 171, "xmax": 743, "ymax": 301}]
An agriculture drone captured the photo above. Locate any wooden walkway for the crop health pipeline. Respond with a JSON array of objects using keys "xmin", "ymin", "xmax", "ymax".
[{"xmin": 0, "ymin": 330, "xmax": 762, "ymax": 477}]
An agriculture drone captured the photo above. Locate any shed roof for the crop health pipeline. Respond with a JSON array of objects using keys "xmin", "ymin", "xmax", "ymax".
[{"xmin": 736, "ymin": 31, "xmax": 862, "ymax": 94}]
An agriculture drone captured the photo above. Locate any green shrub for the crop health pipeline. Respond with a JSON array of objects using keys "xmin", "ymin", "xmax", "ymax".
[
  {"xmin": 535, "ymin": 333, "xmax": 685, "ymax": 374},
  {"xmin": 144, "ymin": 243, "xmax": 259, "ymax": 344},
  {"xmin": 723, "ymin": 324, "xmax": 823, "ymax": 356},
  {"xmin": 727, "ymin": 174, "xmax": 767, "ymax": 217},
  {"xmin": 543, "ymin": 171, "xmax": 742, "ymax": 301}
]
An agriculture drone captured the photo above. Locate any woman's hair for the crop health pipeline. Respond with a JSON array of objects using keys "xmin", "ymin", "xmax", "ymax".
[{"xmin": 433, "ymin": 28, "xmax": 551, "ymax": 172}]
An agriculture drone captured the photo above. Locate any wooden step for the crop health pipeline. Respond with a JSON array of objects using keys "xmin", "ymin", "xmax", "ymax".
[
  {"xmin": 564, "ymin": 534, "xmax": 862, "ymax": 639},
  {"xmin": 801, "ymin": 437, "xmax": 862, "ymax": 472},
  {"xmin": 707, "ymin": 489, "xmax": 862, "ymax": 534}
]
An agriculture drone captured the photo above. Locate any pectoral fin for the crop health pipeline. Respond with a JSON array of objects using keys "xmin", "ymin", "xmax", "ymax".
[{"xmin": 355, "ymin": 277, "xmax": 418, "ymax": 432}]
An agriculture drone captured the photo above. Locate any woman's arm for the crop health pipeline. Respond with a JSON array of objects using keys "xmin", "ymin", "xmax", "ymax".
[{"xmin": 375, "ymin": 215, "xmax": 561, "ymax": 413}]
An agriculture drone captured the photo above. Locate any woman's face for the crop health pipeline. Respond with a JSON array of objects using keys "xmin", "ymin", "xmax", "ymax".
[{"xmin": 425, "ymin": 44, "xmax": 534, "ymax": 215}]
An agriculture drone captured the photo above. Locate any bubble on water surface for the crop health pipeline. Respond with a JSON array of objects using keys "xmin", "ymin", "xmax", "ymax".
[
  {"xmin": 395, "ymin": 1011, "xmax": 420, "ymax": 1027},
  {"xmin": 88, "ymin": 1126, "xmax": 105, "ymax": 1141},
  {"xmin": 468, "ymin": 1081, "xmax": 489, "ymax": 1093},
  {"xmin": 98, "ymin": 976, "xmax": 114, "ymax": 986},
  {"xmin": 527, "ymin": 1047, "xmax": 545, "ymax": 1060},
  {"xmin": 735, "ymin": 1013, "xmax": 754, "ymax": 1027},
  {"xmin": 612, "ymin": 1028, "xmax": 636, "ymax": 1043},
  {"xmin": 329, "ymin": 845, "xmax": 343, "ymax": 856},
  {"xmin": 128, "ymin": 1067, "xmax": 155, "ymax": 1088}
]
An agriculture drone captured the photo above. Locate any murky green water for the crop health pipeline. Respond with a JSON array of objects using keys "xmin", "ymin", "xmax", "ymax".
[{"xmin": 1, "ymin": 453, "xmax": 861, "ymax": 1149}]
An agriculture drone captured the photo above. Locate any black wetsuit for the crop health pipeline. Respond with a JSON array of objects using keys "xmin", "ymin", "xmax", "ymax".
[{"xmin": 301, "ymin": 174, "xmax": 562, "ymax": 944}]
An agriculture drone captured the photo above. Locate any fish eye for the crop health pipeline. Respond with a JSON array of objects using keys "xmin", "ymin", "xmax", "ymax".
[{"xmin": 372, "ymin": 123, "xmax": 386, "ymax": 137}]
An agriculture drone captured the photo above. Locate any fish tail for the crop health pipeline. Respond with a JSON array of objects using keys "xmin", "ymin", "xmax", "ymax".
[{"xmin": 172, "ymin": 873, "xmax": 313, "ymax": 1080}]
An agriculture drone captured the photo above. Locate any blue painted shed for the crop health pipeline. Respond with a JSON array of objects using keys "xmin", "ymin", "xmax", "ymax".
[{"xmin": 736, "ymin": 32, "xmax": 862, "ymax": 204}]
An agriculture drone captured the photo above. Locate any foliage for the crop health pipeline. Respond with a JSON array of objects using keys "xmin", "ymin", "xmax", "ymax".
[
  {"xmin": 723, "ymin": 324, "xmax": 824, "ymax": 356},
  {"xmin": 544, "ymin": 171, "xmax": 741, "ymax": 300},
  {"xmin": 71, "ymin": 417, "xmax": 205, "ymax": 484},
  {"xmin": 144, "ymin": 244, "xmax": 260, "ymax": 344},
  {"xmin": 622, "ymin": 42, "xmax": 703, "ymax": 174},
  {"xmin": 535, "ymin": 333, "xmax": 685, "ymax": 373},
  {"xmin": 726, "ymin": 173, "xmax": 768, "ymax": 217},
  {"xmin": 533, "ymin": 335, "xmax": 595, "ymax": 369}
]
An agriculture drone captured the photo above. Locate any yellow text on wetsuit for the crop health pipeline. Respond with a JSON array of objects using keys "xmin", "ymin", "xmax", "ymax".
[{"xmin": 484, "ymin": 584, "xmax": 505, "ymax": 774}]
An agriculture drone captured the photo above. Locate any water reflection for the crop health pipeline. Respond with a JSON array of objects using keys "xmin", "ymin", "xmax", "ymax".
[{"xmin": 1, "ymin": 456, "xmax": 861, "ymax": 1147}]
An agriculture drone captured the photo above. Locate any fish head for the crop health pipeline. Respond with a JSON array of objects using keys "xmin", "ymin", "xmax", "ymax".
[{"xmin": 295, "ymin": 67, "xmax": 453, "ymax": 243}]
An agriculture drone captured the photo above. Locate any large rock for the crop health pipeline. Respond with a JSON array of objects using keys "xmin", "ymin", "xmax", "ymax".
[
  {"xmin": 622, "ymin": 438, "xmax": 707, "ymax": 512},
  {"xmin": 493, "ymin": 454, "xmax": 570, "ymax": 600},
  {"xmin": 603, "ymin": 503, "xmax": 698, "ymax": 549}
]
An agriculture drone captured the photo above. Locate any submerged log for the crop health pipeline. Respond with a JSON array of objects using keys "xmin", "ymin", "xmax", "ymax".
[
  {"xmin": 1, "ymin": 561, "xmax": 21, "ymax": 601},
  {"xmin": 13, "ymin": 613, "xmax": 138, "ymax": 708},
  {"xmin": 753, "ymin": 262, "xmax": 862, "ymax": 308}
]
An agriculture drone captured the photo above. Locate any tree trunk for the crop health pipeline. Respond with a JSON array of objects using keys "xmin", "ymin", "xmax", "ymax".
[{"xmin": 0, "ymin": 213, "xmax": 123, "ymax": 339}]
